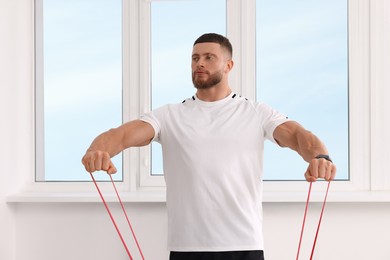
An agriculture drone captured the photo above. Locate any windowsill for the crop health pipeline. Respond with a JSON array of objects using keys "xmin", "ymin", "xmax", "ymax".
[
  {"xmin": 264, "ymin": 190, "xmax": 390, "ymax": 203},
  {"xmin": 5, "ymin": 191, "xmax": 167, "ymax": 203},
  {"xmin": 6, "ymin": 190, "xmax": 390, "ymax": 203}
]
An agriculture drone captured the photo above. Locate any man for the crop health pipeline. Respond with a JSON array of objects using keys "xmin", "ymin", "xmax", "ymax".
[{"xmin": 82, "ymin": 33, "xmax": 336, "ymax": 260}]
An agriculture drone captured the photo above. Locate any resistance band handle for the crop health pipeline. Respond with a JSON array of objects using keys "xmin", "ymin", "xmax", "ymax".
[{"xmin": 296, "ymin": 181, "xmax": 331, "ymax": 260}]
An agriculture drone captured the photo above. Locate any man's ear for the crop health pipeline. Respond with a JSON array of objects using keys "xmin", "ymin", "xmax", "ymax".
[{"xmin": 225, "ymin": 59, "xmax": 234, "ymax": 73}]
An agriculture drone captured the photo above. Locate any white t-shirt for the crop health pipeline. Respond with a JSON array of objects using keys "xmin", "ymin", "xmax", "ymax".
[{"xmin": 140, "ymin": 92, "xmax": 289, "ymax": 252}]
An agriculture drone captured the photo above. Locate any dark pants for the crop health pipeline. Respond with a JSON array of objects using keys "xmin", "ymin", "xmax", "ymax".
[{"xmin": 170, "ymin": 250, "xmax": 264, "ymax": 260}]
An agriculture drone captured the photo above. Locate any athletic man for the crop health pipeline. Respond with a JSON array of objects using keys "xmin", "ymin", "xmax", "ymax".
[{"xmin": 82, "ymin": 33, "xmax": 336, "ymax": 260}]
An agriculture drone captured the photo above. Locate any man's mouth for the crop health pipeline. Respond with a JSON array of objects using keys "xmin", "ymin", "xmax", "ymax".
[{"xmin": 195, "ymin": 70, "xmax": 208, "ymax": 75}]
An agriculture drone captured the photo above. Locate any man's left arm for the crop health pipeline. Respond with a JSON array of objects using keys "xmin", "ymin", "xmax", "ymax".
[{"xmin": 273, "ymin": 121, "xmax": 336, "ymax": 182}]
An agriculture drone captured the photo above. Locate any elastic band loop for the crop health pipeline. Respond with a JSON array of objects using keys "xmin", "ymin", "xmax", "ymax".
[
  {"xmin": 89, "ymin": 172, "xmax": 133, "ymax": 259},
  {"xmin": 310, "ymin": 181, "xmax": 330, "ymax": 259},
  {"xmin": 296, "ymin": 181, "xmax": 330, "ymax": 260},
  {"xmin": 109, "ymin": 174, "xmax": 145, "ymax": 260}
]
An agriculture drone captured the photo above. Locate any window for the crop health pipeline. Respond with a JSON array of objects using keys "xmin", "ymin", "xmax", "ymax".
[
  {"xmin": 35, "ymin": 0, "xmax": 348, "ymax": 183},
  {"xmin": 146, "ymin": 0, "xmax": 349, "ymax": 182},
  {"xmin": 256, "ymin": 0, "xmax": 349, "ymax": 180},
  {"xmin": 35, "ymin": 0, "xmax": 123, "ymax": 181}
]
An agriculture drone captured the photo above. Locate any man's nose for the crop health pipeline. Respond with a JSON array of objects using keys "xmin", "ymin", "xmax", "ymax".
[{"xmin": 196, "ymin": 58, "xmax": 205, "ymax": 68}]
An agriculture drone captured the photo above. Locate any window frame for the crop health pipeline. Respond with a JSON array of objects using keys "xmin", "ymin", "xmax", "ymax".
[
  {"xmin": 31, "ymin": 0, "xmax": 130, "ymax": 193},
  {"xmin": 10, "ymin": 0, "xmax": 390, "ymax": 203}
]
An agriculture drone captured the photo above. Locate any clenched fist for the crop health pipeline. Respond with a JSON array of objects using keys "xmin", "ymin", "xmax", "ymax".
[
  {"xmin": 82, "ymin": 150, "xmax": 117, "ymax": 174},
  {"xmin": 304, "ymin": 157, "xmax": 336, "ymax": 182}
]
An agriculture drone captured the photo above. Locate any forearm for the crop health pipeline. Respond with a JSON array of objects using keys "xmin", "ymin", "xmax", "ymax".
[
  {"xmin": 86, "ymin": 120, "xmax": 154, "ymax": 157},
  {"xmin": 274, "ymin": 121, "xmax": 329, "ymax": 162},
  {"xmin": 82, "ymin": 120, "xmax": 154, "ymax": 174},
  {"xmin": 87, "ymin": 128, "xmax": 125, "ymax": 158},
  {"xmin": 294, "ymin": 128, "xmax": 328, "ymax": 163},
  {"xmin": 274, "ymin": 121, "xmax": 335, "ymax": 181}
]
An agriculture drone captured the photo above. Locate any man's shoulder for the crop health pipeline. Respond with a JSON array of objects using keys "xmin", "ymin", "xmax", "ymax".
[
  {"xmin": 180, "ymin": 95, "xmax": 196, "ymax": 104},
  {"xmin": 230, "ymin": 93, "xmax": 260, "ymax": 109}
]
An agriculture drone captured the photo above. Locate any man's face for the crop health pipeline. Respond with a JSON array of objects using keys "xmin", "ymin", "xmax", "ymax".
[{"xmin": 191, "ymin": 42, "xmax": 230, "ymax": 89}]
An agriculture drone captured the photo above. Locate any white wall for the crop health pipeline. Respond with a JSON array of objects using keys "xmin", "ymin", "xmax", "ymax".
[
  {"xmin": 1, "ymin": 1, "xmax": 390, "ymax": 259},
  {"xmin": 14, "ymin": 203, "xmax": 169, "ymax": 260},
  {"xmin": 0, "ymin": 0, "xmax": 33, "ymax": 259}
]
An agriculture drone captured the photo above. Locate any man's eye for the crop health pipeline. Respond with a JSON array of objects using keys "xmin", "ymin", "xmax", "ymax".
[
  {"xmin": 206, "ymin": 56, "xmax": 213, "ymax": 60},
  {"xmin": 192, "ymin": 57, "xmax": 199, "ymax": 62}
]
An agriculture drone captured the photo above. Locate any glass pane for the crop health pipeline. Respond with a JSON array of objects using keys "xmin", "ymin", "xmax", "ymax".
[
  {"xmin": 150, "ymin": 0, "xmax": 226, "ymax": 175},
  {"xmin": 37, "ymin": 0, "xmax": 122, "ymax": 181},
  {"xmin": 256, "ymin": 0, "xmax": 349, "ymax": 180}
]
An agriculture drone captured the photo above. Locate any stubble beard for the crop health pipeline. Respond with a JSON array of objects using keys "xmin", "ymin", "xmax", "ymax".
[{"xmin": 192, "ymin": 71, "xmax": 223, "ymax": 90}]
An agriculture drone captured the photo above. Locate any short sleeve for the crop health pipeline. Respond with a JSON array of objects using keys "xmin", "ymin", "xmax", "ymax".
[
  {"xmin": 257, "ymin": 103, "xmax": 291, "ymax": 144},
  {"xmin": 139, "ymin": 105, "xmax": 168, "ymax": 143}
]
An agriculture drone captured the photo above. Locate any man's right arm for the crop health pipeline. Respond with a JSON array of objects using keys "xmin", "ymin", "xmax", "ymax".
[{"xmin": 81, "ymin": 119, "xmax": 155, "ymax": 174}]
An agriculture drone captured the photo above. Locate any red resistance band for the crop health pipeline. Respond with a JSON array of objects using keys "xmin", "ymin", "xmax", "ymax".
[
  {"xmin": 91, "ymin": 173, "xmax": 329, "ymax": 260},
  {"xmin": 296, "ymin": 181, "xmax": 331, "ymax": 260},
  {"xmin": 90, "ymin": 172, "xmax": 145, "ymax": 260}
]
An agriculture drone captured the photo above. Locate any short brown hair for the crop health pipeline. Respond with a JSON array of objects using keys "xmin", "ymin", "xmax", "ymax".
[{"xmin": 193, "ymin": 33, "xmax": 233, "ymax": 58}]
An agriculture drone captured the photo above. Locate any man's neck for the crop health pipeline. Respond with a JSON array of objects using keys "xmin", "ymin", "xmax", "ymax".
[{"xmin": 196, "ymin": 85, "xmax": 232, "ymax": 102}]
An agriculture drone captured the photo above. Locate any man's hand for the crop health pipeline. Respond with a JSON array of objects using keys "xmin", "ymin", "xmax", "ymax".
[
  {"xmin": 304, "ymin": 157, "xmax": 336, "ymax": 182},
  {"xmin": 82, "ymin": 150, "xmax": 117, "ymax": 174}
]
